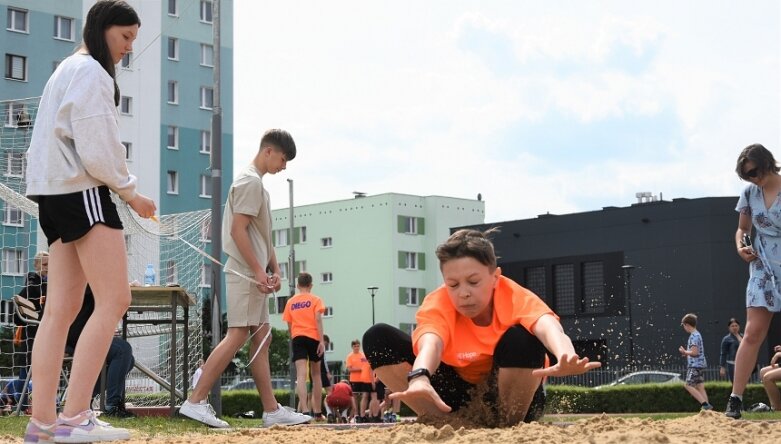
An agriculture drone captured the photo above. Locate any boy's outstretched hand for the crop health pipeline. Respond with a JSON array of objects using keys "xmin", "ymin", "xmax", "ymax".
[
  {"xmin": 388, "ymin": 378, "xmax": 452, "ymax": 414},
  {"xmin": 531, "ymin": 354, "xmax": 601, "ymax": 378}
]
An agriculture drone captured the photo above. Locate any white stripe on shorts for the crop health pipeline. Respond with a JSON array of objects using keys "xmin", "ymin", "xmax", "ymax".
[
  {"xmin": 92, "ymin": 188, "xmax": 105, "ymax": 222},
  {"xmin": 88, "ymin": 188, "xmax": 100, "ymax": 223},
  {"xmin": 82, "ymin": 190, "xmax": 94, "ymax": 226}
]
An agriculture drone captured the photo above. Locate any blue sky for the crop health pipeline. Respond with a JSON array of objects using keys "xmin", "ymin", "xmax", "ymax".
[{"xmin": 233, "ymin": 0, "xmax": 780, "ymax": 223}]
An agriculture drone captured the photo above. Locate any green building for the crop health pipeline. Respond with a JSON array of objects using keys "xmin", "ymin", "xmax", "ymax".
[{"xmin": 268, "ymin": 192, "xmax": 485, "ymax": 372}]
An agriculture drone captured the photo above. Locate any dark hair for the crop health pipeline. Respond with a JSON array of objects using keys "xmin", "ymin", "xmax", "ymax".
[
  {"xmin": 736, "ymin": 143, "xmax": 779, "ymax": 180},
  {"xmin": 436, "ymin": 228, "xmax": 499, "ymax": 269},
  {"xmin": 728, "ymin": 317, "xmax": 740, "ymax": 327},
  {"xmin": 260, "ymin": 129, "xmax": 296, "ymax": 161},
  {"xmin": 297, "ymin": 272, "xmax": 312, "ymax": 288},
  {"xmin": 83, "ymin": 0, "xmax": 140, "ymax": 106},
  {"xmin": 351, "ymin": 340, "xmax": 360, "ymax": 347},
  {"xmin": 323, "ymin": 334, "xmax": 330, "ymax": 344},
  {"xmin": 682, "ymin": 313, "xmax": 697, "ymax": 328}
]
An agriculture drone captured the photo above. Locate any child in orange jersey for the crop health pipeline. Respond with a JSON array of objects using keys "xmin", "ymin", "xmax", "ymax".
[
  {"xmin": 283, "ymin": 272, "xmax": 326, "ymax": 418},
  {"xmin": 345, "ymin": 340, "xmax": 372, "ymax": 421},
  {"xmin": 363, "ymin": 229, "xmax": 601, "ymax": 425}
]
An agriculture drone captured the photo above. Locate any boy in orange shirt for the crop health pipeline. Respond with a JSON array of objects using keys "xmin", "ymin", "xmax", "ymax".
[
  {"xmin": 283, "ymin": 272, "xmax": 326, "ymax": 418},
  {"xmin": 345, "ymin": 340, "xmax": 372, "ymax": 421},
  {"xmin": 363, "ymin": 229, "xmax": 600, "ymax": 425}
]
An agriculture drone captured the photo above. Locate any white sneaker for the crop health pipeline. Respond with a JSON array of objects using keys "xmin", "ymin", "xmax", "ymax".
[
  {"xmin": 53, "ymin": 409, "xmax": 130, "ymax": 443},
  {"xmin": 262, "ymin": 403, "xmax": 311, "ymax": 427},
  {"xmin": 179, "ymin": 400, "xmax": 229, "ymax": 428}
]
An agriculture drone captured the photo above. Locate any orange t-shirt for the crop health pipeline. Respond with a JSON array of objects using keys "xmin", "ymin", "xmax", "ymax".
[
  {"xmin": 345, "ymin": 351, "xmax": 372, "ymax": 383},
  {"xmin": 412, "ymin": 275, "xmax": 556, "ymax": 384},
  {"xmin": 282, "ymin": 292, "xmax": 325, "ymax": 341}
]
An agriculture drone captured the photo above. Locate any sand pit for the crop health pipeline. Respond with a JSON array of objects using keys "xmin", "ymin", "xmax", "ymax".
[{"xmin": 6, "ymin": 411, "xmax": 775, "ymax": 444}]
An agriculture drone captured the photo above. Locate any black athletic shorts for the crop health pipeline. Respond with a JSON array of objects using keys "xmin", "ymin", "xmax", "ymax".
[
  {"xmin": 350, "ymin": 381, "xmax": 372, "ymax": 393},
  {"xmin": 291, "ymin": 336, "xmax": 322, "ymax": 362},
  {"xmin": 37, "ymin": 186, "xmax": 123, "ymax": 246},
  {"xmin": 375, "ymin": 380, "xmax": 386, "ymax": 400}
]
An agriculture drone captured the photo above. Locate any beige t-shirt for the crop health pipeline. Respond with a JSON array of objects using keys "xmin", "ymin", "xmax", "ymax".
[{"xmin": 222, "ymin": 165, "xmax": 272, "ymax": 272}]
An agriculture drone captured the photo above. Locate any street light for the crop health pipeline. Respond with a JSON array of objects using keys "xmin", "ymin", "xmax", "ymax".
[
  {"xmin": 367, "ymin": 286, "xmax": 379, "ymax": 325},
  {"xmin": 621, "ymin": 265, "xmax": 636, "ymax": 369}
]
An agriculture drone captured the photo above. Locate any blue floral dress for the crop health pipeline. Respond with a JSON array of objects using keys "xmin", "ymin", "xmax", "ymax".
[{"xmin": 736, "ymin": 184, "xmax": 781, "ymax": 312}]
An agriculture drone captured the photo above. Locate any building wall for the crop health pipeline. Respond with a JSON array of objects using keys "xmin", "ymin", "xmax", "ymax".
[
  {"xmin": 267, "ymin": 193, "xmax": 485, "ymax": 368},
  {"xmin": 465, "ymin": 197, "xmax": 781, "ymax": 370}
]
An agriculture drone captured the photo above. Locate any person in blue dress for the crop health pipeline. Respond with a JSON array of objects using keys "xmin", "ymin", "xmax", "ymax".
[{"xmin": 726, "ymin": 143, "xmax": 781, "ymax": 419}]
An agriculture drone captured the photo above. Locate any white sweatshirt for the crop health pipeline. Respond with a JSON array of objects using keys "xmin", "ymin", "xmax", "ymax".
[{"xmin": 25, "ymin": 53, "xmax": 137, "ymax": 202}]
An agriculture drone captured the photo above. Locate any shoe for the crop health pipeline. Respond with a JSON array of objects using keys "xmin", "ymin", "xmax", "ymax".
[
  {"xmin": 725, "ymin": 395, "xmax": 742, "ymax": 419},
  {"xmin": 23, "ymin": 418, "xmax": 55, "ymax": 444},
  {"xmin": 326, "ymin": 413, "xmax": 336, "ymax": 424},
  {"xmin": 262, "ymin": 403, "xmax": 311, "ymax": 427},
  {"xmin": 53, "ymin": 410, "xmax": 131, "ymax": 442},
  {"xmin": 179, "ymin": 400, "xmax": 229, "ymax": 428},
  {"xmin": 701, "ymin": 403, "xmax": 713, "ymax": 410},
  {"xmin": 103, "ymin": 405, "xmax": 136, "ymax": 419},
  {"xmin": 312, "ymin": 413, "xmax": 326, "ymax": 422}
]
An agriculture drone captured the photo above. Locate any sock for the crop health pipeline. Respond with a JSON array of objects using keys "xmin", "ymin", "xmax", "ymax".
[
  {"xmin": 730, "ymin": 393, "xmax": 743, "ymax": 401},
  {"xmin": 30, "ymin": 418, "xmax": 55, "ymax": 428}
]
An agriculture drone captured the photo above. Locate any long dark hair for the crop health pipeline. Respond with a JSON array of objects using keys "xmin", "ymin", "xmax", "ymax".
[
  {"xmin": 82, "ymin": 0, "xmax": 140, "ymax": 106},
  {"xmin": 736, "ymin": 143, "xmax": 779, "ymax": 181}
]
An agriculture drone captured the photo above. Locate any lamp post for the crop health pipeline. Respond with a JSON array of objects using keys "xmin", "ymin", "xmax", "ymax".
[
  {"xmin": 367, "ymin": 286, "xmax": 379, "ymax": 325},
  {"xmin": 621, "ymin": 265, "xmax": 636, "ymax": 369}
]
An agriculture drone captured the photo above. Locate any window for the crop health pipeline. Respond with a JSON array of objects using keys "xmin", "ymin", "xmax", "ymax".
[
  {"xmin": 5, "ymin": 102, "xmax": 26, "ymax": 127},
  {"xmin": 200, "ymin": 86, "xmax": 213, "ymax": 109},
  {"xmin": 167, "ymin": 81, "xmax": 178, "ymax": 104},
  {"xmin": 200, "ymin": 44, "xmax": 213, "ymax": 66},
  {"xmin": 273, "ymin": 229, "xmax": 289, "ymax": 247},
  {"xmin": 120, "ymin": 53, "xmax": 131, "ymax": 68},
  {"xmin": 165, "ymin": 260, "xmax": 178, "ymax": 284},
  {"xmin": 5, "ymin": 152, "xmax": 25, "ymax": 177},
  {"xmin": 168, "ymin": 0, "xmax": 178, "ymax": 16},
  {"xmin": 0, "ymin": 299, "xmax": 14, "ymax": 325},
  {"xmin": 200, "ymin": 174, "xmax": 212, "ymax": 198},
  {"xmin": 553, "ymin": 264, "xmax": 575, "ymax": 316},
  {"xmin": 295, "ymin": 226, "xmax": 307, "ymax": 244},
  {"xmin": 323, "ymin": 306, "xmax": 334, "ymax": 318},
  {"xmin": 2, "ymin": 248, "xmax": 24, "ymax": 275},
  {"xmin": 54, "ymin": 16, "xmax": 74, "ymax": 40},
  {"xmin": 399, "ymin": 323, "xmax": 417, "ymax": 335},
  {"xmin": 200, "ymin": 130, "xmax": 211, "ymax": 154},
  {"xmin": 200, "ymin": 219, "xmax": 212, "ymax": 242},
  {"xmin": 279, "ymin": 262, "xmax": 288, "ymax": 280},
  {"xmin": 167, "ymin": 126, "xmax": 178, "ymax": 148},
  {"xmin": 398, "ymin": 216, "xmax": 425, "ymax": 234},
  {"xmin": 122, "ymin": 142, "xmax": 132, "ymax": 160},
  {"xmin": 200, "ymin": 263, "xmax": 212, "ymax": 287},
  {"xmin": 321, "ymin": 237, "xmax": 332, "ymax": 248},
  {"xmin": 582, "ymin": 261, "xmax": 605, "ymax": 314},
  {"xmin": 325, "ymin": 340, "xmax": 334, "ymax": 352},
  {"xmin": 321, "ymin": 272, "xmax": 333, "ymax": 283},
  {"xmin": 167, "ymin": 170, "xmax": 178, "ymax": 194},
  {"xmin": 6, "ymin": 8, "xmax": 28, "ymax": 33},
  {"xmin": 294, "ymin": 260, "xmax": 307, "ymax": 276},
  {"xmin": 3, "ymin": 203, "xmax": 23, "ymax": 227},
  {"xmin": 406, "ymin": 288, "xmax": 422, "ymax": 306},
  {"xmin": 524, "ymin": 266, "xmax": 547, "ymax": 302},
  {"xmin": 5, "ymin": 54, "xmax": 26, "ymax": 81},
  {"xmin": 200, "ymin": 1, "xmax": 213, "ymax": 23},
  {"xmin": 120, "ymin": 96, "xmax": 132, "ymax": 115},
  {"xmin": 399, "ymin": 251, "xmax": 425, "ymax": 270},
  {"xmin": 167, "ymin": 37, "xmax": 179, "ymax": 60}
]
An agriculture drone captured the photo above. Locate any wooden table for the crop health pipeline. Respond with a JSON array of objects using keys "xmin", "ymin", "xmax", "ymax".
[{"xmin": 122, "ymin": 286, "xmax": 195, "ymax": 416}]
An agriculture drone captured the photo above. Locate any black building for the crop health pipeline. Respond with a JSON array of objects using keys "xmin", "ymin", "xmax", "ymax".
[{"xmin": 464, "ymin": 196, "xmax": 781, "ymax": 371}]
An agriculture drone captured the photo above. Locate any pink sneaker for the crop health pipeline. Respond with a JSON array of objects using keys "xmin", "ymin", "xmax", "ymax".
[
  {"xmin": 23, "ymin": 418, "xmax": 55, "ymax": 444},
  {"xmin": 54, "ymin": 410, "xmax": 130, "ymax": 443}
]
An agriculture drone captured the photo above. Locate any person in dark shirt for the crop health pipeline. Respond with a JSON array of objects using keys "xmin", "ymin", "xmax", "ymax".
[
  {"xmin": 67, "ymin": 286, "xmax": 135, "ymax": 418},
  {"xmin": 719, "ymin": 318, "xmax": 743, "ymax": 382},
  {"xmin": 13, "ymin": 252, "xmax": 49, "ymax": 377}
]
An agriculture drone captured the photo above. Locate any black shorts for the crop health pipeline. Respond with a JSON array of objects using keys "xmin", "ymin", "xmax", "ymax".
[
  {"xmin": 291, "ymin": 336, "xmax": 322, "ymax": 362},
  {"xmin": 375, "ymin": 380, "xmax": 386, "ymax": 400},
  {"xmin": 350, "ymin": 381, "xmax": 372, "ymax": 393},
  {"xmin": 38, "ymin": 186, "xmax": 123, "ymax": 246},
  {"xmin": 320, "ymin": 361, "xmax": 332, "ymax": 388}
]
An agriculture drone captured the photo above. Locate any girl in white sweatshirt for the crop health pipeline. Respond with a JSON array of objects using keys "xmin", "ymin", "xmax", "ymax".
[{"xmin": 23, "ymin": 1, "xmax": 156, "ymax": 442}]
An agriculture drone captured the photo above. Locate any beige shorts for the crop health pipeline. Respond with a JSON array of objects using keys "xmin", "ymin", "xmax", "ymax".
[{"xmin": 225, "ymin": 258, "xmax": 269, "ymax": 327}]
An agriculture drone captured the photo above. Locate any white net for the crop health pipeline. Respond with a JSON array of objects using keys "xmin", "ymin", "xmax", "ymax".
[{"xmin": 0, "ymin": 97, "xmax": 209, "ymax": 410}]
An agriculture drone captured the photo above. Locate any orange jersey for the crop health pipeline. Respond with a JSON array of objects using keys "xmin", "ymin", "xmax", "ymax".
[
  {"xmin": 412, "ymin": 275, "xmax": 556, "ymax": 384},
  {"xmin": 282, "ymin": 293, "xmax": 325, "ymax": 341},
  {"xmin": 345, "ymin": 351, "xmax": 372, "ymax": 383}
]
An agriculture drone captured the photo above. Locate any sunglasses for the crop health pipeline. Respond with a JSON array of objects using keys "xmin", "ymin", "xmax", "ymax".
[{"xmin": 744, "ymin": 167, "xmax": 760, "ymax": 178}]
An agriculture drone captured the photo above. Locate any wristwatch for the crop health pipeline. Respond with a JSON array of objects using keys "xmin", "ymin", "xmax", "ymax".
[{"xmin": 407, "ymin": 368, "xmax": 431, "ymax": 382}]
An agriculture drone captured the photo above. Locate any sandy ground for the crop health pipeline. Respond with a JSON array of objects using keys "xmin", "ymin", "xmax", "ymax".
[{"xmin": 6, "ymin": 411, "xmax": 781, "ymax": 443}]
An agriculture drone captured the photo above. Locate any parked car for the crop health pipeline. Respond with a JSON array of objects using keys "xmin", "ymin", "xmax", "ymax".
[
  {"xmin": 224, "ymin": 377, "xmax": 292, "ymax": 391},
  {"xmin": 594, "ymin": 371, "xmax": 683, "ymax": 389}
]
